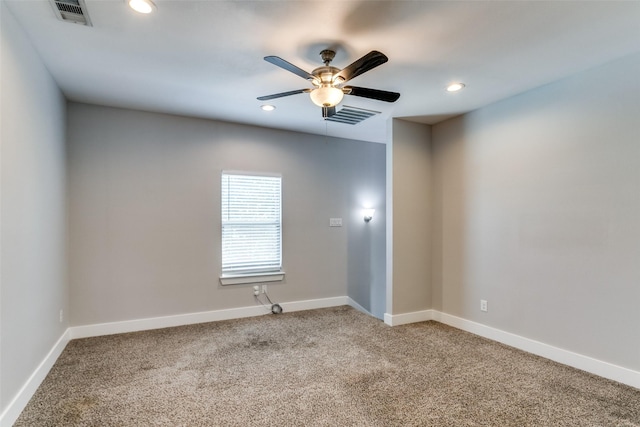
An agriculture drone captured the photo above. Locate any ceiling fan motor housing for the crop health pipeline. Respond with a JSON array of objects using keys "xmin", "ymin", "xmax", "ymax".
[{"xmin": 311, "ymin": 66, "xmax": 342, "ymax": 85}]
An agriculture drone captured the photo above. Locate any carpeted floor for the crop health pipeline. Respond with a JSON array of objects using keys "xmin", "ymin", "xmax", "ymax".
[{"xmin": 15, "ymin": 306, "xmax": 640, "ymax": 426}]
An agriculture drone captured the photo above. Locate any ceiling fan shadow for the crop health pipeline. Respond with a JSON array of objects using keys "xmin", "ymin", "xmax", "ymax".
[{"xmin": 340, "ymin": 1, "xmax": 443, "ymax": 35}]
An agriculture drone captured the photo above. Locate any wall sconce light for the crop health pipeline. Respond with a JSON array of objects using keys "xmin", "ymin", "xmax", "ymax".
[{"xmin": 363, "ymin": 209, "xmax": 375, "ymax": 223}]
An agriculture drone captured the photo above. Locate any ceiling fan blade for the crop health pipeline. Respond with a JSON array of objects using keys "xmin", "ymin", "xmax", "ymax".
[
  {"xmin": 264, "ymin": 56, "xmax": 315, "ymax": 81},
  {"xmin": 257, "ymin": 89, "xmax": 309, "ymax": 101},
  {"xmin": 334, "ymin": 51, "xmax": 388, "ymax": 83},
  {"xmin": 343, "ymin": 86, "xmax": 400, "ymax": 102},
  {"xmin": 322, "ymin": 106, "xmax": 336, "ymax": 118}
]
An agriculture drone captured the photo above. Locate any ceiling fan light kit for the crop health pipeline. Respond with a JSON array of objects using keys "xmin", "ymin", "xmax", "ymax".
[
  {"xmin": 310, "ymin": 86, "xmax": 344, "ymax": 107},
  {"xmin": 258, "ymin": 49, "xmax": 400, "ymax": 119}
]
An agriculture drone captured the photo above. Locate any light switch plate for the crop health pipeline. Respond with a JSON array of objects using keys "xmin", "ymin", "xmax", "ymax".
[{"xmin": 329, "ymin": 218, "xmax": 342, "ymax": 227}]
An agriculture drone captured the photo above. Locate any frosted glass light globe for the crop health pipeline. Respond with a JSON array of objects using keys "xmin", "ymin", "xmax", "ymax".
[{"xmin": 310, "ymin": 86, "xmax": 344, "ymax": 107}]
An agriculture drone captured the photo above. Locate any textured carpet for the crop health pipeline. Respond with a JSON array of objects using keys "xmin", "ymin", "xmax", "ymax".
[{"xmin": 15, "ymin": 306, "xmax": 640, "ymax": 426}]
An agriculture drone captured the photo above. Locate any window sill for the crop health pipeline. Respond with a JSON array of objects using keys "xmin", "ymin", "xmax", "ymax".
[{"xmin": 220, "ymin": 271, "xmax": 285, "ymax": 286}]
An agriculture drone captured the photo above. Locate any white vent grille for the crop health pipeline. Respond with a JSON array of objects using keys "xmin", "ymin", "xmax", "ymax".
[
  {"xmin": 326, "ymin": 106, "xmax": 380, "ymax": 125},
  {"xmin": 50, "ymin": 0, "xmax": 92, "ymax": 26}
]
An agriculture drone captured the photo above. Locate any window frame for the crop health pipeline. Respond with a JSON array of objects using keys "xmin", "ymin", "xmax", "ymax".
[{"xmin": 219, "ymin": 171, "xmax": 285, "ymax": 285}]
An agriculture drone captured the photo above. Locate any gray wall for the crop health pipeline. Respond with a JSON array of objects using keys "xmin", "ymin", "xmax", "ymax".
[
  {"xmin": 1, "ymin": 2, "xmax": 68, "ymax": 414},
  {"xmin": 388, "ymin": 119, "xmax": 432, "ymax": 314},
  {"xmin": 345, "ymin": 143, "xmax": 387, "ymax": 319},
  {"xmin": 67, "ymin": 103, "xmax": 386, "ymax": 326},
  {"xmin": 431, "ymin": 52, "xmax": 640, "ymax": 371}
]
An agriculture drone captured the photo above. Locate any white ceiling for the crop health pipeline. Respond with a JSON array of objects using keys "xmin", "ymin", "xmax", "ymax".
[{"xmin": 5, "ymin": 0, "xmax": 640, "ymax": 143}]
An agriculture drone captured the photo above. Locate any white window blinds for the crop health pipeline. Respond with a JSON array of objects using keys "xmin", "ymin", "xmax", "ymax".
[{"xmin": 221, "ymin": 173, "xmax": 282, "ymax": 275}]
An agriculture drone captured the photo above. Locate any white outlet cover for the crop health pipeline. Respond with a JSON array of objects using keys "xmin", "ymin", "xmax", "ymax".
[{"xmin": 329, "ymin": 218, "xmax": 342, "ymax": 227}]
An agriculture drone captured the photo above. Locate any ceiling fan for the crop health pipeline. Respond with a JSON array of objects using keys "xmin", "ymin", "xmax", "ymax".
[{"xmin": 257, "ymin": 49, "xmax": 400, "ymax": 118}]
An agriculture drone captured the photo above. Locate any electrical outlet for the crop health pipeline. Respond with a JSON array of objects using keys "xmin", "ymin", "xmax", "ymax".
[
  {"xmin": 480, "ymin": 300, "xmax": 488, "ymax": 312},
  {"xmin": 59, "ymin": 309, "xmax": 64, "ymax": 323},
  {"xmin": 253, "ymin": 286, "xmax": 260, "ymax": 296},
  {"xmin": 261, "ymin": 284, "xmax": 267, "ymax": 294}
]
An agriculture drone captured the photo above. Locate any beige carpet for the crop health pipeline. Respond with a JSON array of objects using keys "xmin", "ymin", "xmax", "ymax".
[{"xmin": 15, "ymin": 306, "xmax": 640, "ymax": 426}]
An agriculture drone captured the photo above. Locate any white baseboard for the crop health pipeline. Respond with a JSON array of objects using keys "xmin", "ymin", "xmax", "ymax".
[
  {"xmin": 346, "ymin": 297, "xmax": 372, "ymax": 317},
  {"xmin": 0, "ymin": 329, "xmax": 70, "ymax": 427},
  {"xmin": 283, "ymin": 296, "xmax": 350, "ymax": 314},
  {"xmin": 384, "ymin": 309, "xmax": 435, "ymax": 326},
  {"xmin": 69, "ymin": 305, "xmax": 266, "ymax": 339},
  {"xmin": 69, "ymin": 296, "xmax": 350, "ymax": 340},
  {"xmin": 432, "ymin": 311, "xmax": 640, "ymax": 390}
]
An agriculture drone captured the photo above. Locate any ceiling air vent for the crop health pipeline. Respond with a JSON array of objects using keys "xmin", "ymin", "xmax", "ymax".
[
  {"xmin": 50, "ymin": 0, "xmax": 92, "ymax": 26},
  {"xmin": 326, "ymin": 106, "xmax": 380, "ymax": 125}
]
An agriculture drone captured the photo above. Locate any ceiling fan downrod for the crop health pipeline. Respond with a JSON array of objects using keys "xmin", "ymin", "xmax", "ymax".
[{"xmin": 320, "ymin": 49, "xmax": 336, "ymax": 66}]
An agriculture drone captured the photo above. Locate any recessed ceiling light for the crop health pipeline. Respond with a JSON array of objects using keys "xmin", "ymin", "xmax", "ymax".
[
  {"xmin": 261, "ymin": 105, "xmax": 276, "ymax": 111},
  {"xmin": 128, "ymin": 0, "xmax": 156, "ymax": 14},
  {"xmin": 446, "ymin": 83, "xmax": 465, "ymax": 92}
]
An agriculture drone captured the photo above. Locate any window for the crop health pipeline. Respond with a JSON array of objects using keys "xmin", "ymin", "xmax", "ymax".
[{"xmin": 220, "ymin": 172, "xmax": 283, "ymax": 283}]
